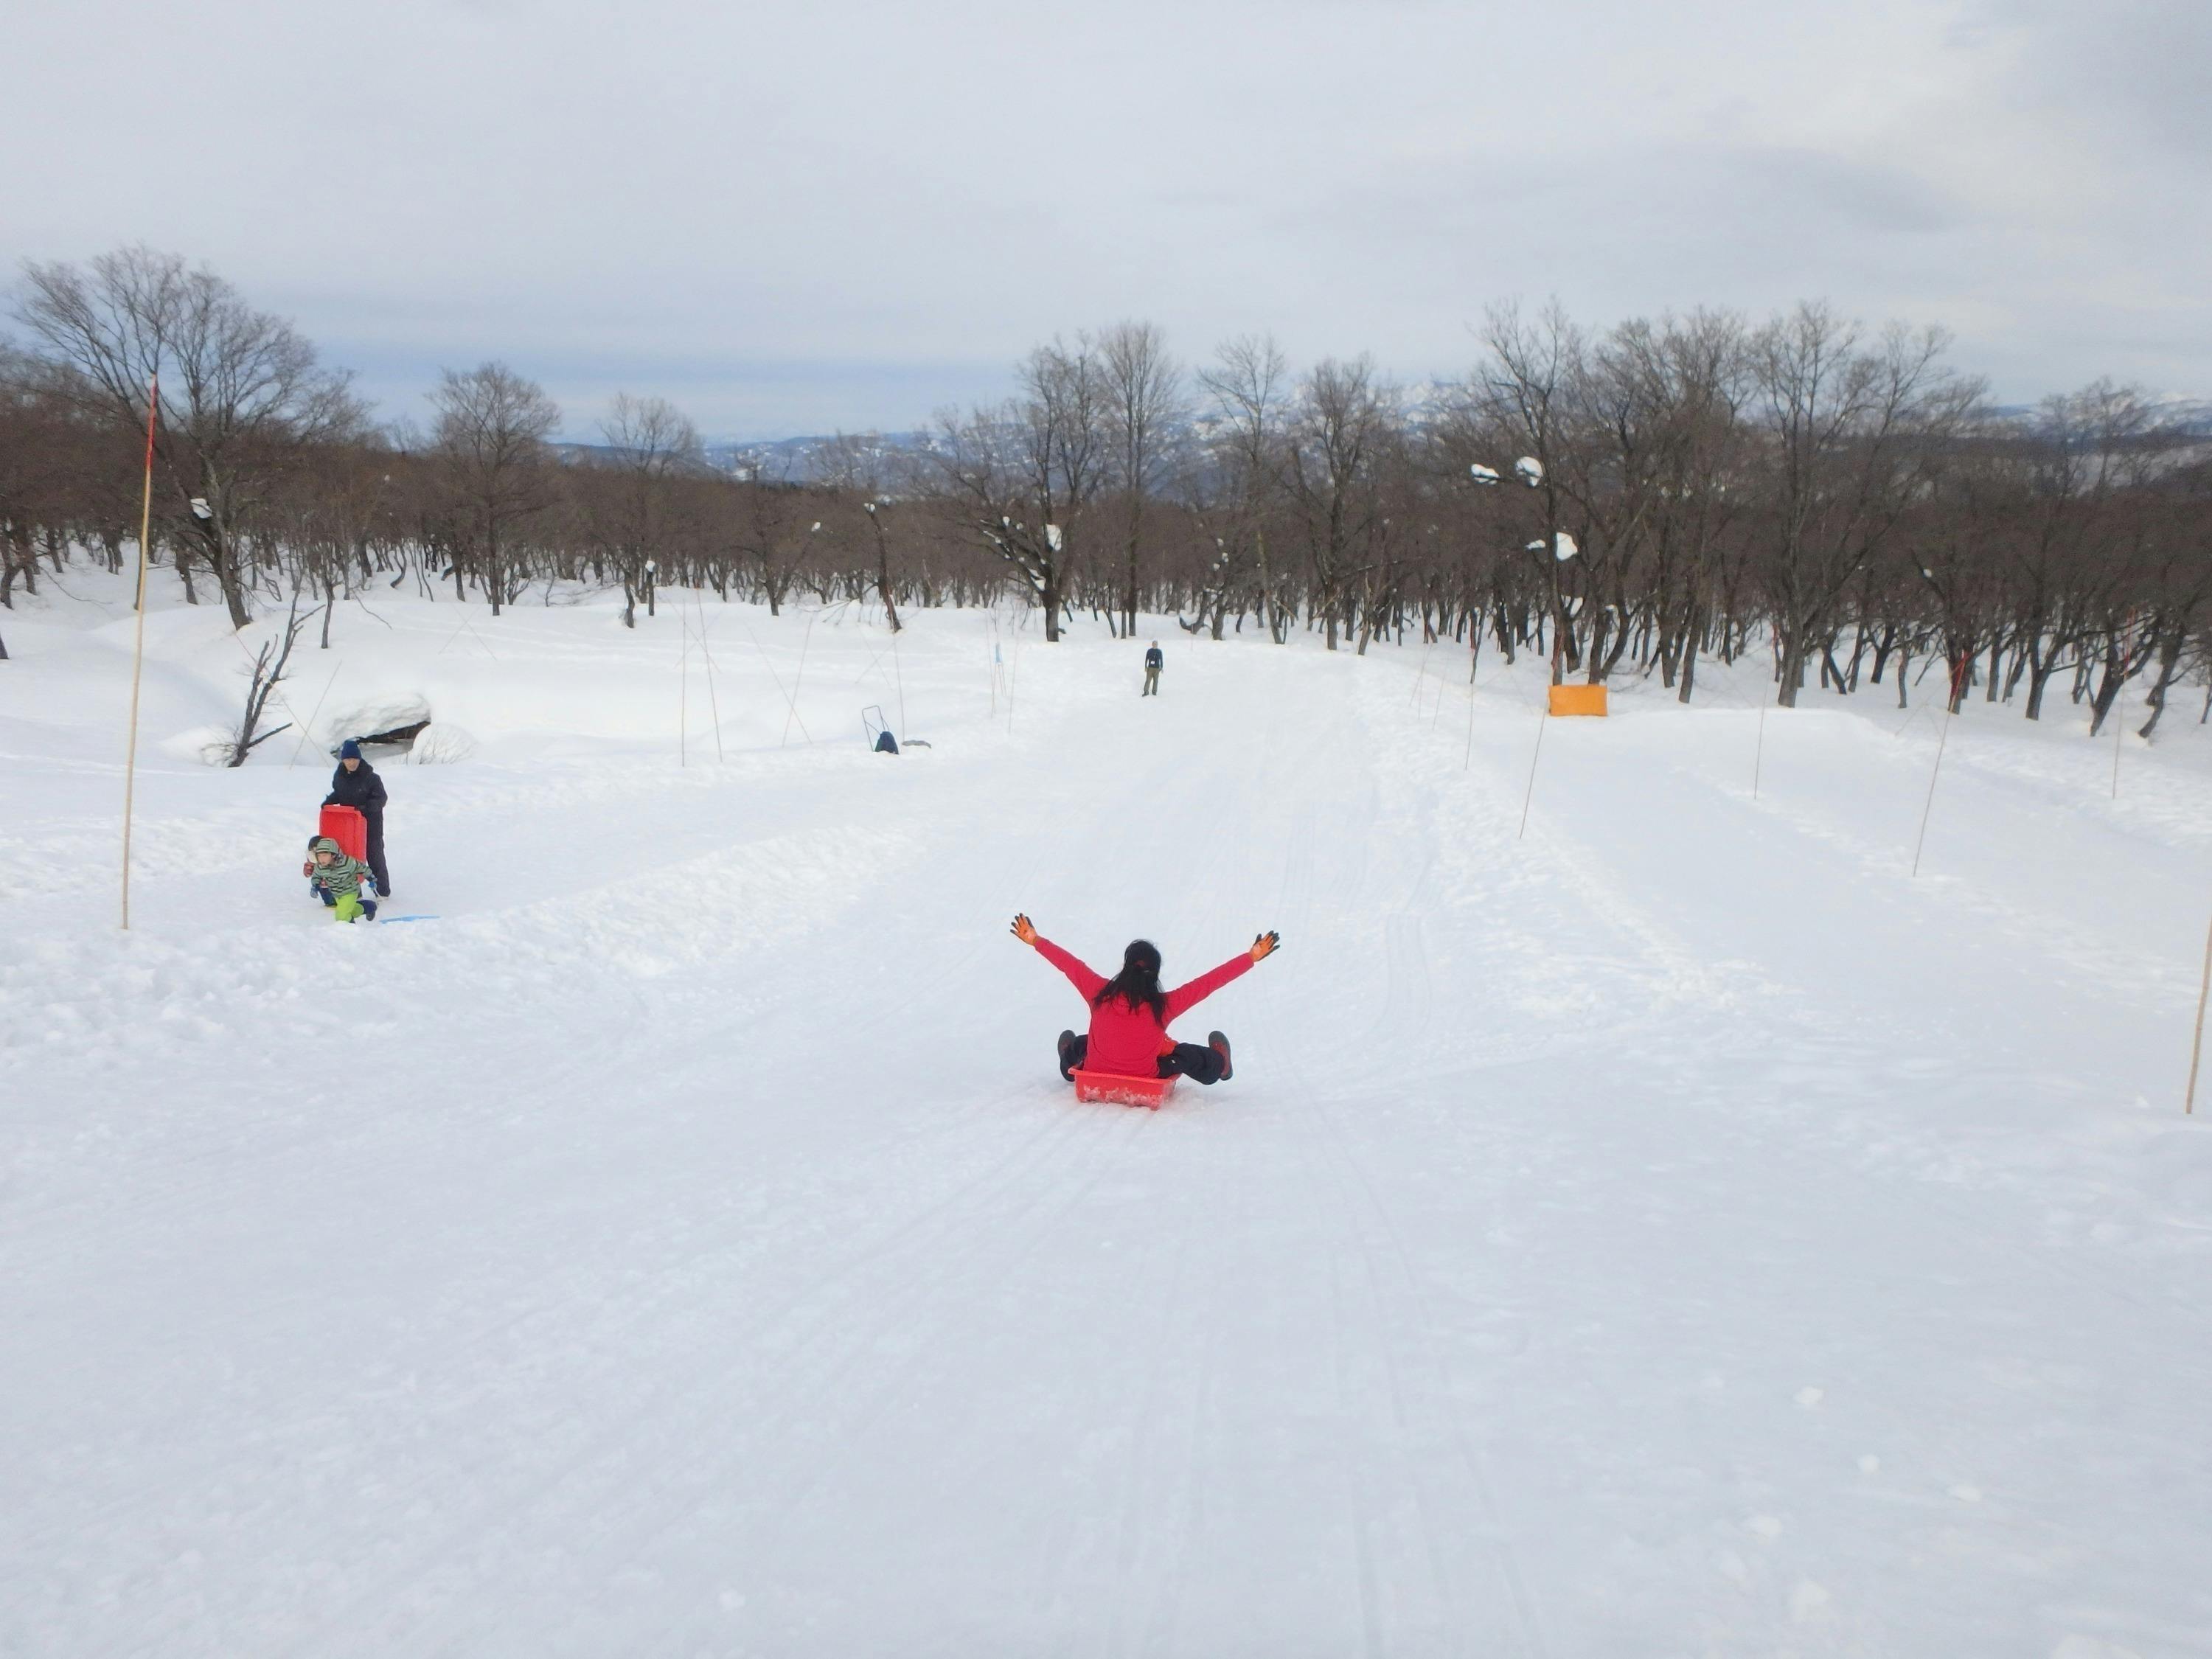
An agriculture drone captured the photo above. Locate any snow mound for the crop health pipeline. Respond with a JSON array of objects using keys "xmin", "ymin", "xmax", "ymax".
[{"xmin": 323, "ymin": 695, "xmax": 432, "ymax": 751}]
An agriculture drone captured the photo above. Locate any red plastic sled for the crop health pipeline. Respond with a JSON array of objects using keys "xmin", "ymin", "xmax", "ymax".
[
  {"xmin": 319, "ymin": 804, "xmax": 367, "ymax": 863},
  {"xmin": 1071, "ymin": 1069, "xmax": 1178, "ymax": 1110}
]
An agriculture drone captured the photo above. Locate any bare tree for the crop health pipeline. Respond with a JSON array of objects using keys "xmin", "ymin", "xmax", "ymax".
[
  {"xmin": 428, "ymin": 362, "xmax": 561, "ymax": 615},
  {"xmin": 1199, "ymin": 335, "xmax": 1293, "ymax": 641},
  {"xmin": 1281, "ymin": 355, "xmax": 1393, "ymax": 650},
  {"xmin": 14, "ymin": 246, "xmax": 362, "ymax": 628},
  {"xmin": 933, "ymin": 337, "xmax": 1108, "ymax": 641},
  {"xmin": 223, "ymin": 591, "xmax": 311, "ymax": 765},
  {"xmin": 592, "ymin": 393, "xmax": 701, "ymax": 626},
  {"xmin": 1100, "ymin": 321, "xmax": 1185, "ymax": 636},
  {"xmin": 1475, "ymin": 303, "xmax": 1584, "ymax": 678},
  {"xmin": 821, "ymin": 432, "xmax": 902, "ymax": 630},
  {"xmin": 1747, "ymin": 303, "xmax": 1980, "ymax": 706}
]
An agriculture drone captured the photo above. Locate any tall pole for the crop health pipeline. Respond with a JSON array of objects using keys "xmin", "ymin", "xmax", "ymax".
[
  {"xmin": 1910, "ymin": 701, "xmax": 1955, "ymax": 877},
  {"xmin": 2185, "ymin": 905, "xmax": 2212, "ymax": 1116},
  {"xmin": 891, "ymin": 619, "xmax": 908, "ymax": 738},
  {"xmin": 692, "ymin": 583, "xmax": 724, "ymax": 762},
  {"xmin": 1517, "ymin": 703, "xmax": 1548, "ymax": 841},
  {"xmin": 120, "ymin": 372, "xmax": 159, "ymax": 931}
]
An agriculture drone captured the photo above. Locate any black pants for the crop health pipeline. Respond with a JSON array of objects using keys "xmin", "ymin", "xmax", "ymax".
[
  {"xmin": 361, "ymin": 811, "xmax": 392, "ymax": 897},
  {"xmin": 1060, "ymin": 1034, "xmax": 1226, "ymax": 1085}
]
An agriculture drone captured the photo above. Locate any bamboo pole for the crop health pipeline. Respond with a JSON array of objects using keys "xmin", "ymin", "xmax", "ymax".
[
  {"xmin": 1517, "ymin": 702, "xmax": 1548, "ymax": 841},
  {"xmin": 2185, "ymin": 907, "xmax": 2212, "ymax": 1115},
  {"xmin": 692, "ymin": 586, "xmax": 724, "ymax": 762},
  {"xmin": 891, "ymin": 619, "xmax": 908, "ymax": 737},
  {"xmin": 1910, "ymin": 702, "xmax": 1955, "ymax": 877},
  {"xmin": 780, "ymin": 608, "xmax": 817, "ymax": 746},
  {"xmin": 119, "ymin": 373, "xmax": 159, "ymax": 931}
]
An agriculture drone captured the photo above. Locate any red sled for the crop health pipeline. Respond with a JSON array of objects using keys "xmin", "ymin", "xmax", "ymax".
[
  {"xmin": 1071, "ymin": 1069, "xmax": 1178, "ymax": 1110},
  {"xmin": 319, "ymin": 804, "xmax": 368, "ymax": 863}
]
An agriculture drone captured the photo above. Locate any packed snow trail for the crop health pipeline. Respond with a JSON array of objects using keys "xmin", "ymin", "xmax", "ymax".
[{"xmin": 4, "ymin": 591, "xmax": 2211, "ymax": 1657}]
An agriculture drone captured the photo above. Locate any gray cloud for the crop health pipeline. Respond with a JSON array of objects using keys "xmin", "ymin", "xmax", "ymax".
[{"xmin": 1, "ymin": 0, "xmax": 2203, "ymax": 436}]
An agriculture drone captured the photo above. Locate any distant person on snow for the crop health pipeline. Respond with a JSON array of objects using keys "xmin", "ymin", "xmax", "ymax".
[
  {"xmin": 305, "ymin": 836, "xmax": 378, "ymax": 922},
  {"xmin": 323, "ymin": 739, "xmax": 392, "ymax": 899},
  {"xmin": 1011, "ymin": 914, "xmax": 1280, "ymax": 1085},
  {"xmin": 1142, "ymin": 640, "xmax": 1164, "ymax": 697}
]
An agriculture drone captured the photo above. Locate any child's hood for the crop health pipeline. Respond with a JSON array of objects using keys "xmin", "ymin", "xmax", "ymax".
[{"xmin": 311, "ymin": 837, "xmax": 344, "ymax": 859}]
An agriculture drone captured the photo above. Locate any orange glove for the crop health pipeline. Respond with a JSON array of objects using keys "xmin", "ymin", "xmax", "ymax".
[
  {"xmin": 1010, "ymin": 913, "xmax": 1039, "ymax": 946},
  {"xmin": 1250, "ymin": 930, "xmax": 1281, "ymax": 961}
]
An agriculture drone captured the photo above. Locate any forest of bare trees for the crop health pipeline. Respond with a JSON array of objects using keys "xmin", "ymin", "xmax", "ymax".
[{"xmin": 5, "ymin": 247, "xmax": 2210, "ymax": 730}]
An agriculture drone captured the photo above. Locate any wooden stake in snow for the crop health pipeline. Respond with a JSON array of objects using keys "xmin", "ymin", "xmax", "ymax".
[
  {"xmin": 1910, "ymin": 702, "xmax": 1955, "ymax": 877},
  {"xmin": 119, "ymin": 372, "xmax": 158, "ymax": 931},
  {"xmin": 1517, "ymin": 701, "xmax": 1548, "ymax": 841},
  {"xmin": 2186, "ymin": 908, "xmax": 2212, "ymax": 1116}
]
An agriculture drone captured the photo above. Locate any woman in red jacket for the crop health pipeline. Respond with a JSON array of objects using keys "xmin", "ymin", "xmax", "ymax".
[{"xmin": 1012, "ymin": 914, "xmax": 1281, "ymax": 1085}]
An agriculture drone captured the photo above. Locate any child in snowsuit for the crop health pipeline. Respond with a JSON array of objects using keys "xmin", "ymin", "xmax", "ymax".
[
  {"xmin": 305, "ymin": 835, "xmax": 378, "ymax": 922},
  {"xmin": 1011, "ymin": 914, "xmax": 1279, "ymax": 1085}
]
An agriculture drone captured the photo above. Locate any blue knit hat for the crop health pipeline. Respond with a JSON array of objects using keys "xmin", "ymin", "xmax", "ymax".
[{"xmin": 339, "ymin": 739, "xmax": 363, "ymax": 760}]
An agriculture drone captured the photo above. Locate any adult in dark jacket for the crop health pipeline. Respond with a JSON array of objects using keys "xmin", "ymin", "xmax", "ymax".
[
  {"xmin": 324, "ymin": 739, "xmax": 392, "ymax": 898},
  {"xmin": 1142, "ymin": 640, "xmax": 1163, "ymax": 697}
]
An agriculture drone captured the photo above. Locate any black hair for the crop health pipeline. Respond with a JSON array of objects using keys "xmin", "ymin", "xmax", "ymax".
[{"xmin": 1093, "ymin": 939, "xmax": 1167, "ymax": 1023}]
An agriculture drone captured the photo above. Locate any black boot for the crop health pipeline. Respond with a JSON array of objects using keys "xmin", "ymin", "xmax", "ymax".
[
  {"xmin": 1208, "ymin": 1030, "xmax": 1232, "ymax": 1082},
  {"xmin": 1057, "ymin": 1029, "xmax": 1079, "ymax": 1079}
]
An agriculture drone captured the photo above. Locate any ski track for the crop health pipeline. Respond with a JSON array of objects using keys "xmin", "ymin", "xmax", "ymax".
[{"xmin": 6, "ymin": 598, "xmax": 2212, "ymax": 1656}]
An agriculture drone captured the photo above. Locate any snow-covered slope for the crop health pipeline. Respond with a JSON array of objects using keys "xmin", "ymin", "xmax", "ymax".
[{"xmin": 4, "ymin": 572, "xmax": 2210, "ymax": 1657}]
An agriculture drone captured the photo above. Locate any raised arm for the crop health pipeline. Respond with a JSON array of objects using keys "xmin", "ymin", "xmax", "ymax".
[
  {"xmin": 1012, "ymin": 914, "xmax": 1106, "ymax": 1001},
  {"xmin": 1164, "ymin": 931, "xmax": 1279, "ymax": 1020}
]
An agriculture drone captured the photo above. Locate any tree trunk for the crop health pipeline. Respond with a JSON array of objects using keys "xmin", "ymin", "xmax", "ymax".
[
  {"xmin": 1775, "ymin": 636, "xmax": 1806, "ymax": 708},
  {"xmin": 2087, "ymin": 637, "xmax": 2130, "ymax": 737},
  {"xmin": 209, "ymin": 528, "xmax": 252, "ymax": 630},
  {"xmin": 2137, "ymin": 627, "xmax": 2186, "ymax": 739},
  {"xmin": 2024, "ymin": 657, "xmax": 2059, "ymax": 720}
]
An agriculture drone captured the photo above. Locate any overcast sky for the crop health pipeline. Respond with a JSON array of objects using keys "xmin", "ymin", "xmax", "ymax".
[{"xmin": 4, "ymin": 0, "xmax": 2205, "ymax": 440}]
